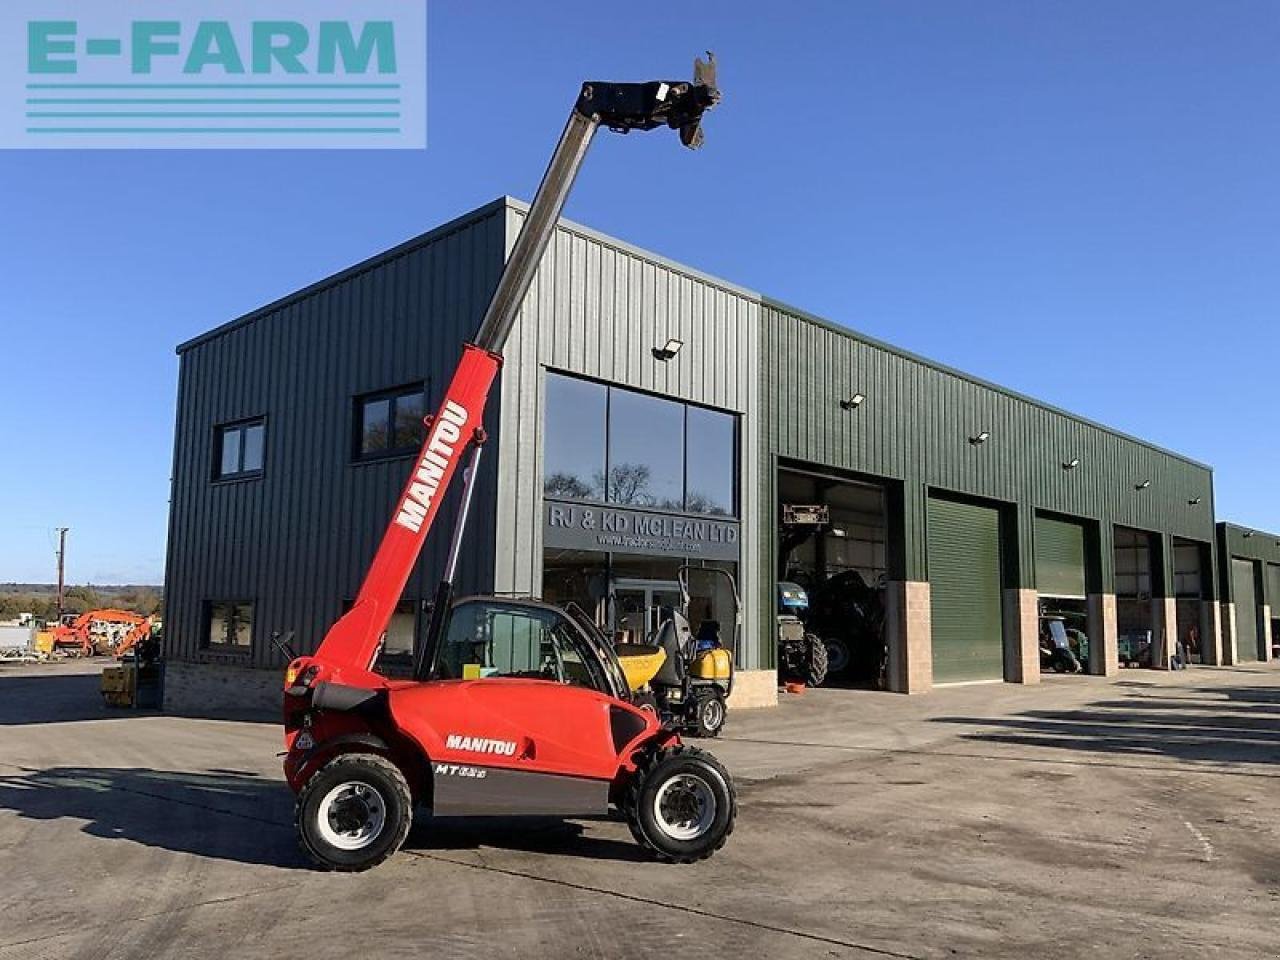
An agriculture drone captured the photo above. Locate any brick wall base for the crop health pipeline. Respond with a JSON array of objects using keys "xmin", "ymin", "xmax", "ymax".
[
  {"xmin": 163, "ymin": 659, "xmax": 281, "ymax": 720},
  {"xmin": 1003, "ymin": 588, "xmax": 1040, "ymax": 684},
  {"xmin": 885, "ymin": 580, "xmax": 931, "ymax": 694}
]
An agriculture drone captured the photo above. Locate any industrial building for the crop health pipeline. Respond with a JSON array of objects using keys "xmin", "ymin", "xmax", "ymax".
[{"xmin": 163, "ymin": 197, "xmax": 1267, "ymax": 713}]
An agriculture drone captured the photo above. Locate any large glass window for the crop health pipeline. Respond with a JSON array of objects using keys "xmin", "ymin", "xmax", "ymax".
[
  {"xmin": 608, "ymin": 389, "xmax": 684, "ymax": 509},
  {"xmin": 543, "ymin": 375, "xmax": 606, "ymax": 500},
  {"xmin": 542, "ymin": 372, "xmax": 738, "ymax": 517},
  {"xmin": 214, "ymin": 419, "xmax": 265, "ymax": 480},
  {"xmin": 354, "ymin": 384, "xmax": 427, "ymax": 460},
  {"xmin": 685, "ymin": 405, "xmax": 735, "ymax": 516}
]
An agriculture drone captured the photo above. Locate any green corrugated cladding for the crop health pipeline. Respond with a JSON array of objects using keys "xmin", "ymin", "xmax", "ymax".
[
  {"xmin": 759, "ymin": 302, "xmax": 1217, "ymax": 658},
  {"xmin": 1216, "ymin": 522, "xmax": 1280, "ymax": 607},
  {"xmin": 928, "ymin": 497, "xmax": 1005, "ymax": 682},
  {"xmin": 1230, "ymin": 558, "xmax": 1261, "ymax": 662},
  {"xmin": 1034, "ymin": 515, "xmax": 1088, "ymax": 598}
]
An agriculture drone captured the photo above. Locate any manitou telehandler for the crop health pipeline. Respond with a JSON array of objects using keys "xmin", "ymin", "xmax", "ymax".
[{"xmin": 281, "ymin": 57, "xmax": 734, "ymax": 872}]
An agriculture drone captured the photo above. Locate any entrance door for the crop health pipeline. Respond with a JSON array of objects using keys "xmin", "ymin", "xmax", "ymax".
[
  {"xmin": 611, "ymin": 578, "xmax": 681, "ymax": 643},
  {"xmin": 1231, "ymin": 558, "xmax": 1260, "ymax": 663},
  {"xmin": 928, "ymin": 497, "xmax": 1004, "ymax": 683}
]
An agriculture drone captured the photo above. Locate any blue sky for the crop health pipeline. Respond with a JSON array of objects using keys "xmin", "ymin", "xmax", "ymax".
[{"xmin": 1, "ymin": 0, "xmax": 1277, "ymax": 583}]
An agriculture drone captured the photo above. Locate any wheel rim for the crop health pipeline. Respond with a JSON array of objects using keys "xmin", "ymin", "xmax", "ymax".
[
  {"xmin": 316, "ymin": 781, "xmax": 387, "ymax": 851},
  {"xmin": 824, "ymin": 640, "xmax": 850, "ymax": 674},
  {"xmin": 701, "ymin": 697, "xmax": 725, "ymax": 731},
  {"xmin": 652, "ymin": 773, "xmax": 717, "ymax": 841}
]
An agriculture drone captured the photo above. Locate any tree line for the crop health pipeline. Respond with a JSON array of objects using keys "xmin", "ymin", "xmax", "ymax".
[{"xmin": 0, "ymin": 585, "xmax": 163, "ymax": 620}]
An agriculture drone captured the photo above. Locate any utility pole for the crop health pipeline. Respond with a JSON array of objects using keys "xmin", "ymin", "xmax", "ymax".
[{"xmin": 54, "ymin": 527, "xmax": 69, "ymax": 619}]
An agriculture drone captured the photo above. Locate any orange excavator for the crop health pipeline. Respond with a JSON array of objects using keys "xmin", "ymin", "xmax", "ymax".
[{"xmin": 51, "ymin": 609, "xmax": 154, "ymax": 658}]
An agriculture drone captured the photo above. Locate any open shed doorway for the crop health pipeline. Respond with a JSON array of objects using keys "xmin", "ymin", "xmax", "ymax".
[
  {"xmin": 777, "ymin": 466, "xmax": 888, "ymax": 688},
  {"xmin": 1173, "ymin": 538, "xmax": 1209, "ymax": 665},
  {"xmin": 1115, "ymin": 526, "xmax": 1157, "ymax": 668}
]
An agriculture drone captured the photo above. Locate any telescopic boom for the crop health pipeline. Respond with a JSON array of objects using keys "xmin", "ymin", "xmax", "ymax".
[{"xmin": 309, "ymin": 57, "xmax": 720, "ymax": 681}]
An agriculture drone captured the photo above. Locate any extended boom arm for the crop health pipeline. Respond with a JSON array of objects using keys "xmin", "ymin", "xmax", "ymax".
[{"xmin": 308, "ymin": 57, "xmax": 720, "ymax": 683}]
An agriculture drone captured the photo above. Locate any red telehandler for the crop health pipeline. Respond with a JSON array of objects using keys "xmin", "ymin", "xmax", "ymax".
[{"xmin": 281, "ymin": 58, "xmax": 732, "ymax": 871}]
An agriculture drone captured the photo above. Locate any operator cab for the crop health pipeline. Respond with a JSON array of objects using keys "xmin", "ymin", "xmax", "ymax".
[{"xmin": 428, "ymin": 596, "xmax": 633, "ymax": 702}]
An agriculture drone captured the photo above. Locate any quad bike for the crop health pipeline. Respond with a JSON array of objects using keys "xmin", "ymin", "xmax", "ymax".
[
  {"xmin": 615, "ymin": 565, "xmax": 738, "ymax": 737},
  {"xmin": 280, "ymin": 59, "xmax": 732, "ymax": 872},
  {"xmin": 776, "ymin": 581, "xmax": 828, "ymax": 687}
]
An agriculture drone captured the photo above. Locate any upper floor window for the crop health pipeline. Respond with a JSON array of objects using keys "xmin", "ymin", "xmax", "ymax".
[
  {"xmin": 215, "ymin": 419, "xmax": 265, "ymax": 480},
  {"xmin": 354, "ymin": 384, "xmax": 426, "ymax": 461},
  {"xmin": 542, "ymin": 372, "xmax": 738, "ymax": 517}
]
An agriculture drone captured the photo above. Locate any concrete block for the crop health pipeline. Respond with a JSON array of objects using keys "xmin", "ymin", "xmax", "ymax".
[
  {"xmin": 1003, "ymin": 588, "xmax": 1040, "ymax": 684},
  {"xmin": 1087, "ymin": 593, "xmax": 1119, "ymax": 677},
  {"xmin": 885, "ymin": 580, "xmax": 931, "ymax": 694},
  {"xmin": 727, "ymin": 669, "xmax": 778, "ymax": 710},
  {"xmin": 1221, "ymin": 603, "xmax": 1237, "ymax": 665},
  {"xmin": 1263, "ymin": 606, "xmax": 1273, "ymax": 662},
  {"xmin": 1150, "ymin": 596, "xmax": 1178, "ymax": 670}
]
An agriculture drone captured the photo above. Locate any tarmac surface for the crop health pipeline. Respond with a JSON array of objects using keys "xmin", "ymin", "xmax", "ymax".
[{"xmin": 0, "ymin": 660, "xmax": 1277, "ymax": 959}]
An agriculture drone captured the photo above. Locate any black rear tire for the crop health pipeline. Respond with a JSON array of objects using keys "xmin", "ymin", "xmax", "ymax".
[
  {"xmin": 624, "ymin": 745, "xmax": 735, "ymax": 863},
  {"xmin": 296, "ymin": 753, "xmax": 412, "ymax": 872},
  {"xmin": 823, "ymin": 637, "xmax": 851, "ymax": 677},
  {"xmin": 803, "ymin": 633, "xmax": 829, "ymax": 687}
]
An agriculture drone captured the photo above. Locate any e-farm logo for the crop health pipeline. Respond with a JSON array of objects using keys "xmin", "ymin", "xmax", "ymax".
[{"xmin": 2, "ymin": 2, "xmax": 426, "ymax": 149}]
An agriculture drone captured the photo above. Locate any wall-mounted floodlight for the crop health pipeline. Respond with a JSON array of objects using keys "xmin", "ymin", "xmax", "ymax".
[
  {"xmin": 840, "ymin": 393, "xmax": 866, "ymax": 411},
  {"xmin": 651, "ymin": 338, "xmax": 683, "ymax": 361},
  {"xmin": 969, "ymin": 431, "xmax": 991, "ymax": 445},
  {"xmin": 1187, "ymin": 497, "xmax": 1203, "ymax": 506},
  {"xmin": 1062, "ymin": 458, "xmax": 1080, "ymax": 470},
  {"xmin": 1243, "ymin": 530, "xmax": 1255, "ymax": 539},
  {"xmin": 1134, "ymin": 480, "xmax": 1152, "ymax": 490}
]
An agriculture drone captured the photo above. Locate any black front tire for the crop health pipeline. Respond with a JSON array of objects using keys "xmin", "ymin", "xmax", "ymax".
[
  {"xmin": 296, "ymin": 753, "xmax": 413, "ymax": 872},
  {"xmin": 803, "ymin": 633, "xmax": 829, "ymax": 687},
  {"xmin": 692, "ymin": 690, "xmax": 727, "ymax": 738},
  {"xmin": 625, "ymin": 745, "xmax": 735, "ymax": 863}
]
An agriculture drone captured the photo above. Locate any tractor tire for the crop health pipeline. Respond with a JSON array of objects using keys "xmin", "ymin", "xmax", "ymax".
[
  {"xmin": 296, "ymin": 753, "xmax": 412, "ymax": 872},
  {"xmin": 803, "ymin": 634, "xmax": 829, "ymax": 688},
  {"xmin": 624, "ymin": 745, "xmax": 735, "ymax": 863},
  {"xmin": 692, "ymin": 690, "xmax": 727, "ymax": 738},
  {"xmin": 823, "ymin": 637, "xmax": 851, "ymax": 677}
]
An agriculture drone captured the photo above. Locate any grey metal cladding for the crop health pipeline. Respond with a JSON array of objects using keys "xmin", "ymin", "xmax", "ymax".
[
  {"xmin": 430, "ymin": 763, "xmax": 609, "ymax": 817},
  {"xmin": 164, "ymin": 202, "xmax": 508, "ymax": 669},
  {"xmin": 491, "ymin": 201, "xmax": 764, "ymax": 669}
]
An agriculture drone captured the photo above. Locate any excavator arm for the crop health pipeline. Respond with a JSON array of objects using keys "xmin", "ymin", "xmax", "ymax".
[{"xmin": 302, "ymin": 57, "xmax": 720, "ymax": 685}]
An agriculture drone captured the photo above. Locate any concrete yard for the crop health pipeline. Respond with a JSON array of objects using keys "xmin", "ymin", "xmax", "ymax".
[{"xmin": 1, "ymin": 662, "xmax": 1277, "ymax": 960}]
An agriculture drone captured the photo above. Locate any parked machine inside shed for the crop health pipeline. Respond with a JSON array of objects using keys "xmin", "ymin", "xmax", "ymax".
[{"xmin": 279, "ymin": 57, "xmax": 738, "ymax": 871}]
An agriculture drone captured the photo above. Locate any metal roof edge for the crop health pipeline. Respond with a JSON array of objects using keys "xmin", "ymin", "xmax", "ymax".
[
  {"xmin": 1218, "ymin": 520, "xmax": 1280, "ymax": 538},
  {"xmin": 500, "ymin": 197, "xmax": 762, "ymax": 302},
  {"xmin": 175, "ymin": 197, "xmax": 509, "ymax": 355},
  {"xmin": 504, "ymin": 197, "xmax": 1210, "ymax": 474}
]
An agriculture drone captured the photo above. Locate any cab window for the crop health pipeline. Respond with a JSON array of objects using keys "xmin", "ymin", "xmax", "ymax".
[{"xmin": 434, "ymin": 600, "xmax": 603, "ymax": 689}]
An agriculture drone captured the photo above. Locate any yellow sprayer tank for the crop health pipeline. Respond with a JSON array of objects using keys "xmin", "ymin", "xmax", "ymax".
[{"xmin": 690, "ymin": 647, "xmax": 732, "ymax": 681}]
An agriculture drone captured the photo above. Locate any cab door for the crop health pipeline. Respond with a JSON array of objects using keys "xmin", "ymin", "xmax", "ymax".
[{"xmin": 401, "ymin": 598, "xmax": 642, "ymax": 816}]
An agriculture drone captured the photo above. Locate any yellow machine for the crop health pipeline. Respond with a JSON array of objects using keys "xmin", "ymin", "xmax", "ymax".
[
  {"xmin": 614, "ymin": 642, "xmax": 668, "ymax": 691},
  {"xmin": 614, "ymin": 566, "xmax": 739, "ymax": 737}
]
